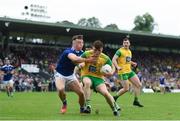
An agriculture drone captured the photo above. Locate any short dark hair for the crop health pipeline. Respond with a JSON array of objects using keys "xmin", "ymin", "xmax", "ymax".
[
  {"xmin": 93, "ymin": 40, "xmax": 103, "ymax": 50},
  {"xmin": 72, "ymin": 35, "xmax": 83, "ymax": 41},
  {"xmin": 123, "ymin": 37, "xmax": 130, "ymax": 42}
]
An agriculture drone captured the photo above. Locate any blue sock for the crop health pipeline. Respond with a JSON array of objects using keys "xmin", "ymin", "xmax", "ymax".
[
  {"xmin": 62, "ymin": 100, "xmax": 67, "ymax": 105},
  {"xmin": 80, "ymin": 107, "xmax": 84, "ymax": 112}
]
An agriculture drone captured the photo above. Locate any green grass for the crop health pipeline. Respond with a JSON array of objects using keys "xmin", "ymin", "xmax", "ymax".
[{"xmin": 0, "ymin": 92, "xmax": 180, "ymax": 120}]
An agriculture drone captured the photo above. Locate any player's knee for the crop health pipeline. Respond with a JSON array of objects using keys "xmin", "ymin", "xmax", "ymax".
[
  {"xmin": 83, "ymin": 81, "xmax": 91, "ymax": 88},
  {"xmin": 124, "ymin": 87, "xmax": 129, "ymax": 92},
  {"xmin": 58, "ymin": 87, "xmax": 64, "ymax": 92},
  {"xmin": 105, "ymin": 92, "xmax": 110, "ymax": 97},
  {"xmin": 137, "ymin": 83, "xmax": 142, "ymax": 89},
  {"xmin": 139, "ymin": 83, "xmax": 142, "ymax": 88},
  {"xmin": 55, "ymin": 84, "xmax": 64, "ymax": 91}
]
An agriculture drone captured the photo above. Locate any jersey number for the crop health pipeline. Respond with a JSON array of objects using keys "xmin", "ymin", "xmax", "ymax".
[
  {"xmin": 126, "ymin": 56, "xmax": 131, "ymax": 63},
  {"xmin": 88, "ymin": 65, "xmax": 97, "ymax": 73}
]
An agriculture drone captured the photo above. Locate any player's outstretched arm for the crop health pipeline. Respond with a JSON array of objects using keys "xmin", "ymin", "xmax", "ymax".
[{"xmin": 68, "ymin": 53, "xmax": 96, "ymax": 63}]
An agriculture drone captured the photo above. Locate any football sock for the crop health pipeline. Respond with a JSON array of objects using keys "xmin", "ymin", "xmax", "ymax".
[
  {"xmin": 134, "ymin": 96, "xmax": 138, "ymax": 102},
  {"xmin": 62, "ymin": 99, "xmax": 67, "ymax": 105},
  {"xmin": 86, "ymin": 99, "xmax": 91, "ymax": 106}
]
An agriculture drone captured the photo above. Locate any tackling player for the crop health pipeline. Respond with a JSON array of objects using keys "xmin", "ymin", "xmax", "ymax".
[{"xmin": 54, "ymin": 35, "xmax": 96, "ymax": 114}]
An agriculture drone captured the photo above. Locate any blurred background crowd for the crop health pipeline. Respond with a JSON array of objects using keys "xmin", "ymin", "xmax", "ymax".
[{"xmin": 1, "ymin": 45, "xmax": 179, "ymax": 93}]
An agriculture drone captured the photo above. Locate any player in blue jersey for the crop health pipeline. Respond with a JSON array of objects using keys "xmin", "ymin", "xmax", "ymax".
[
  {"xmin": 159, "ymin": 72, "xmax": 167, "ymax": 94},
  {"xmin": 0, "ymin": 58, "xmax": 15, "ymax": 97},
  {"xmin": 54, "ymin": 35, "xmax": 96, "ymax": 114}
]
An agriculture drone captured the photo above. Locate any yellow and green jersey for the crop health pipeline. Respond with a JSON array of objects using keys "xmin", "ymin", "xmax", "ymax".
[
  {"xmin": 115, "ymin": 47, "xmax": 132, "ymax": 74},
  {"xmin": 81, "ymin": 50, "xmax": 112, "ymax": 78}
]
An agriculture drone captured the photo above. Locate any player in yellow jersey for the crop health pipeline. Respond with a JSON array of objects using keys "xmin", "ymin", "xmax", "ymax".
[
  {"xmin": 112, "ymin": 38, "xmax": 143, "ymax": 107},
  {"xmin": 78, "ymin": 40, "xmax": 120, "ymax": 116}
]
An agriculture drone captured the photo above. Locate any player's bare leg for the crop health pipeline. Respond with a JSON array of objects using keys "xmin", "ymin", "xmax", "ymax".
[
  {"xmin": 55, "ymin": 78, "xmax": 67, "ymax": 113},
  {"xmin": 6, "ymin": 86, "xmax": 10, "ymax": 97},
  {"xmin": 129, "ymin": 75, "xmax": 143, "ymax": 107},
  {"xmin": 113, "ymin": 80, "xmax": 129, "ymax": 101},
  {"xmin": 82, "ymin": 77, "xmax": 92, "ymax": 113},
  {"xmin": 68, "ymin": 80, "xmax": 86, "ymax": 113},
  {"xmin": 9, "ymin": 82, "xmax": 14, "ymax": 97},
  {"xmin": 96, "ymin": 84, "xmax": 120, "ymax": 116}
]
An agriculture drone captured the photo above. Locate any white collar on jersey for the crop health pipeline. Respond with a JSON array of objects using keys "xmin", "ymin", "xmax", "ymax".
[{"xmin": 71, "ymin": 47, "xmax": 83, "ymax": 53}]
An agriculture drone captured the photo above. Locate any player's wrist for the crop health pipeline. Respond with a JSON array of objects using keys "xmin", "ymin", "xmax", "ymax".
[
  {"xmin": 77, "ymin": 64, "xmax": 82, "ymax": 69},
  {"xmin": 84, "ymin": 58, "xmax": 90, "ymax": 63},
  {"xmin": 83, "ymin": 58, "xmax": 87, "ymax": 62},
  {"xmin": 117, "ymin": 66, "xmax": 122, "ymax": 70}
]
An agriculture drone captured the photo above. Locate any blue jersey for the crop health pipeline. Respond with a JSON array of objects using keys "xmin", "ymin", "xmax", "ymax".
[
  {"xmin": 159, "ymin": 76, "xmax": 165, "ymax": 85},
  {"xmin": 1, "ymin": 64, "xmax": 15, "ymax": 81},
  {"xmin": 56, "ymin": 48, "xmax": 83, "ymax": 76}
]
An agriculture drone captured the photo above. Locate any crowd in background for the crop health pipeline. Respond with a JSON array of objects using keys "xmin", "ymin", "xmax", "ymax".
[{"xmin": 0, "ymin": 45, "xmax": 180, "ymax": 92}]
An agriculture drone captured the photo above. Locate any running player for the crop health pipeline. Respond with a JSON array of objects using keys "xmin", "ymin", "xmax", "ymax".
[
  {"xmin": 79, "ymin": 40, "xmax": 120, "ymax": 116},
  {"xmin": 112, "ymin": 37, "xmax": 143, "ymax": 107},
  {"xmin": 159, "ymin": 72, "xmax": 166, "ymax": 94},
  {"xmin": 0, "ymin": 58, "xmax": 15, "ymax": 97}
]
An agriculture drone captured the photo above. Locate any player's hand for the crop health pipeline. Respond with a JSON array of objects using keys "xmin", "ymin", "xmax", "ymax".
[
  {"xmin": 117, "ymin": 66, "xmax": 122, "ymax": 71},
  {"xmin": 105, "ymin": 82, "xmax": 111, "ymax": 89},
  {"xmin": 85, "ymin": 56, "xmax": 97, "ymax": 63},
  {"xmin": 79, "ymin": 63, "xmax": 85, "ymax": 68},
  {"xmin": 132, "ymin": 62, "xmax": 137, "ymax": 67},
  {"xmin": 75, "ymin": 73, "xmax": 81, "ymax": 81},
  {"xmin": 104, "ymin": 72, "xmax": 114, "ymax": 77}
]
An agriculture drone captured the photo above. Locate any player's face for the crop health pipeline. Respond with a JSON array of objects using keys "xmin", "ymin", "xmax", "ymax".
[
  {"xmin": 5, "ymin": 59, "xmax": 10, "ymax": 65},
  {"xmin": 92, "ymin": 47, "xmax": 103, "ymax": 57},
  {"xmin": 74, "ymin": 39, "xmax": 84, "ymax": 51},
  {"xmin": 123, "ymin": 40, "xmax": 130, "ymax": 49}
]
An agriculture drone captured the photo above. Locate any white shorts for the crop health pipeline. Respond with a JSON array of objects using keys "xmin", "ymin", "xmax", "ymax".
[
  {"xmin": 2, "ymin": 80, "xmax": 14, "ymax": 86},
  {"xmin": 159, "ymin": 84, "xmax": 165, "ymax": 88},
  {"xmin": 54, "ymin": 72, "xmax": 77, "ymax": 86}
]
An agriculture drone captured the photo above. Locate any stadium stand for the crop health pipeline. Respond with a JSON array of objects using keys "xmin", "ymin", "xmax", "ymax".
[{"xmin": 0, "ymin": 17, "xmax": 179, "ymax": 93}]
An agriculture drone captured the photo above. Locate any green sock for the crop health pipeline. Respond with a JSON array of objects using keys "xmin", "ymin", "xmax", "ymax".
[
  {"xmin": 134, "ymin": 96, "xmax": 138, "ymax": 102},
  {"xmin": 114, "ymin": 95, "xmax": 119, "ymax": 101},
  {"xmin": 86, "ymin": 99, "xmax": 91, "ymax": 106}
]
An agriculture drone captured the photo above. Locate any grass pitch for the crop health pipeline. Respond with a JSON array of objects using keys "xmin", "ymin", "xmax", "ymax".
[{"xmin": 0, "ymin": 92, "xmax": 180, "ymax": 120}]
